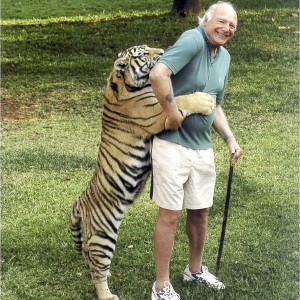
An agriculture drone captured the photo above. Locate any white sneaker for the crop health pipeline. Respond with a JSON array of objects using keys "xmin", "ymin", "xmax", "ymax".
[
  {"xmin": 151, "ymin": 281, "xmax": 180, "ymax": 300},
  {"xmin": 183, "ymin": 265, "xmax": 225, "ymax": 290}
]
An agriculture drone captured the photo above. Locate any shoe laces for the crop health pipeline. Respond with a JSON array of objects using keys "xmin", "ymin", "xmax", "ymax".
[
  {"xmin": 201, "ymin": 266, "xmax": 218, "ymax": 280},
  {"xmin": 159, "ymin": 282, "xmax": 179, "ymax": 299},
  {"xmin": 191, "ymin": 266, "xmax": 223, "ymax": 287}
]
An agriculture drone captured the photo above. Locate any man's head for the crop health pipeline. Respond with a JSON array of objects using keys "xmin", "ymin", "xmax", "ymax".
[{"xmin": 199, "ymin": 1, "xmax": 237, "ymax": 47}]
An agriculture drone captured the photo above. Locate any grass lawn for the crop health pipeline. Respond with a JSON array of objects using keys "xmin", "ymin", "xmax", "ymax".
[{"xmin": 1, "ymin": 0, "xmax": 299, "ymax": 299}]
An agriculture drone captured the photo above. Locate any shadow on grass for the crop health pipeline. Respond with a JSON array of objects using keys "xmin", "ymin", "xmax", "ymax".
[{"xmin": 4, "ymin": 149, "xmax": 96, "ymax": 172}]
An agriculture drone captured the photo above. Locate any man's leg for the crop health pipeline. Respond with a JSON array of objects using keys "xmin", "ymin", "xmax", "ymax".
[
  {"xmin": 154, "ymin": 207, "xmax": 182, "ymax": 292},
  {"xmin": 186, "ymin": 208, "xmax": 209, "ymax": 273}
]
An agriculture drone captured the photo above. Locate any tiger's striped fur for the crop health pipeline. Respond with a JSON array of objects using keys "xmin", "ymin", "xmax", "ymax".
[{"xmin": 69, "ymin": 45, "xmax": 214, "ymax": 300}]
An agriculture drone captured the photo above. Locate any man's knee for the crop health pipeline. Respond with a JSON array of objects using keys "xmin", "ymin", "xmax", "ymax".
[
  {"xmin": 187, "ymin": 208, "xmax": 208, "ymax": 219},
  {"xmin": 158, "ymin": 208, "xmax": 182, "ymax": 226}
]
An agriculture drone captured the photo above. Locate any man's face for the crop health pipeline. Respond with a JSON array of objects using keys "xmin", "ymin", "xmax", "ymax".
[{"xmin": 204, "ymin": 5, "xmax": 237, "ymax": 47}]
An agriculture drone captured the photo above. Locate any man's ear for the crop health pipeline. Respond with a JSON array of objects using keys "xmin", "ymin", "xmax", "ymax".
[
  {"xmin": 203, "ymin": 15, "xmax": 208, "ymax": 26},
  {"xmin": 114, "ymin": 58, "xmax": 128, "ymax": 72}
]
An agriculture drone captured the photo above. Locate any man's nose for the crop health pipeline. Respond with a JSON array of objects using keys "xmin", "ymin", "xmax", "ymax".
[{"xmin": 223, "ymin": 22, "xmax": 230, "ymax": 32}]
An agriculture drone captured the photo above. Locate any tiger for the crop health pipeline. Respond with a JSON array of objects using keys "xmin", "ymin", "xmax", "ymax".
[{"xmin": 69, "ymin": 45, "xmax": 214, "ymax": 300}]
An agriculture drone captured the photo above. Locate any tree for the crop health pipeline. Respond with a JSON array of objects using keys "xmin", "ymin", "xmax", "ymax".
[{"xmin": 173, "ymin": 0, "xmax": 202, "ymax": 17}]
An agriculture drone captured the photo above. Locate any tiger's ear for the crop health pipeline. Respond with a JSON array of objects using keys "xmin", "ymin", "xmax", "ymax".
[{"xmin": 114, "ymin": 58, "xmax": 128, "ymax": 72}]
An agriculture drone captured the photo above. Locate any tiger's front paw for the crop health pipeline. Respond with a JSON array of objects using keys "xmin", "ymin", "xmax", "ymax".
[{"xmin": 192, "ymin": 92, "xmax": 214, "ymax": 115}]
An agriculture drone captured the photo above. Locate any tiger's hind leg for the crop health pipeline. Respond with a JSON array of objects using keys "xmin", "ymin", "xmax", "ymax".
[
  {"xmin": 70, "ymin": 196, "xmax": 121, "ymax": 299},
  {"xmin": 94, "ymin": 282, "xmax": 119, "ymax": 300},
  {"xmin": 86, "ymin": 233, "xmax": 119, "ymax": 300}
]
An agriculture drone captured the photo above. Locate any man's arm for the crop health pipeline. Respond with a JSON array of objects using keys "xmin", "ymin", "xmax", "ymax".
[
  {"xmin": 149, "ymin": 62, "xmax": 183, "ymax": 130},
  {"xmin": 213, "ymin": 103, "xmax": 242, "ymax": 162}
]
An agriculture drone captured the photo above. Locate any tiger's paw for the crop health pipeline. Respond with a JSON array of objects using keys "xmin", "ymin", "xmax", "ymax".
[
  {"xmin": 190, "ymin": 92, "xmax": 214, "ymax": 115},
  {"xmin": 175, "ymin": 92, "xmax": 214, "ymax": 116},
  {"xmin": 95, "ymin": 282, "xmax": 119, "ymax": 300},
  {"xmin": 97, "ymin": 296, "xmax": 119, "ymax": 300},
  {"xmin": 100, "ymin": 295, "xmax": 119, "ymax": 300}
]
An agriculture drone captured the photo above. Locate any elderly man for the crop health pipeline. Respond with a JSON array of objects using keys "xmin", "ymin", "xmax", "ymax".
[{"xmin": 149, "ymin": 2, "xmax": 242, "ymax": 299}]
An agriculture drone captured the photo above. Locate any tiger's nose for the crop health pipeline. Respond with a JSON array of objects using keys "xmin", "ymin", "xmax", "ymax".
[
  {"xmin": 152, "ymin": 49, "xmax": 164, "ymax": 61},
  {"xmin": 155, "ymin": 49, "xmax": 164, "ymax": 57},
  {"xmin": 146, "ymin": 47, "xmax": 164, "ymax": 56}
]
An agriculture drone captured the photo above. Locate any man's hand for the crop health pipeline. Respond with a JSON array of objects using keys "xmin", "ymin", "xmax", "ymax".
[
  {"xmin": 226, "ymin": 136, "xmax": 242, "ymax": 165},
  {"xmin": 164, "ymin": 111, "xmax": 184, "ymax": 130}
]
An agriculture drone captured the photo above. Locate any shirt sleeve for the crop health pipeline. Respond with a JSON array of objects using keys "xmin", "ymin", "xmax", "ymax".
[{"xmin": 159, "ymin": 29, "xmax": 204, "ymax": 75}]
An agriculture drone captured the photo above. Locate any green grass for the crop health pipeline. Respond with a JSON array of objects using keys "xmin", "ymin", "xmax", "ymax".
[
  {"xmin": 1, "ymin": 0, "xmax": 299, "ymax": 299},
  {"xmin": 1, "ymin": 0, "xmax": 298, "ymax": 21}
]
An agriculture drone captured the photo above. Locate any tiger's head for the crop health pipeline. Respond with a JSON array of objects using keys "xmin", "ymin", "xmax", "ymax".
[{"xmin": 113, "ymin": 45, "xmax": 164, "ymax": 88}]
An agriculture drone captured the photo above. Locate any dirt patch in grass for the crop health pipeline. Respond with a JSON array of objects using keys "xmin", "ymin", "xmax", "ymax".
[{"xmin": 2, "ymin": 97, "xmax": 33, "ymax": 120}]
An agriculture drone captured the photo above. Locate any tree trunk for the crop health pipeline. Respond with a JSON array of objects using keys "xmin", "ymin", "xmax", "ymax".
[{"xmin": 173, "ymin": 0, "xmax": 201, "ymax": 17}]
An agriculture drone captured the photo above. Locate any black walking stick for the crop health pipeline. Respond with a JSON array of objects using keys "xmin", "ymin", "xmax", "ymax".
[{"xmin": 215, "ymin": 154, "xmax": 236, "ymax": 275}]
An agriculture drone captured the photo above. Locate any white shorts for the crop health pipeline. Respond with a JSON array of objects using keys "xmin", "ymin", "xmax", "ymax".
[{"xmin": 151, "ymin": 137, "xmax": 216, "ymax": 210}]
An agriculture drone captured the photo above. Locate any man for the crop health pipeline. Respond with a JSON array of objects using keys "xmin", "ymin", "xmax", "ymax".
[{"xmin": 149, "ymin": 2, "xmax": 242, "ymax": 299}]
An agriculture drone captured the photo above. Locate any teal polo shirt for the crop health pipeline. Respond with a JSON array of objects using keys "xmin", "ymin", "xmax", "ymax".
[{"xmin": 157, "ymin": 26, "xmax": 231, "ymax": 150}]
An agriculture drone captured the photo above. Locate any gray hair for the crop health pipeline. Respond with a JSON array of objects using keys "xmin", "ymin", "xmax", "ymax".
[{"xmin": 198, "ymin": 1, "xmax": 236, "ymax": 27}]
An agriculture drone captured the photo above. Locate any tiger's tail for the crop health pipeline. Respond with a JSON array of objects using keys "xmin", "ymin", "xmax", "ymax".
[{"xmin": 70, "ymin": 199, "xmax": 83, "ymax": 255}]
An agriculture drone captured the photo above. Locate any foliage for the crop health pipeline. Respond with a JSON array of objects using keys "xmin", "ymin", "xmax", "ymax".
[{"xmin": 1, "ymin": 0, "xmax": 299, "ymax": 299}]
